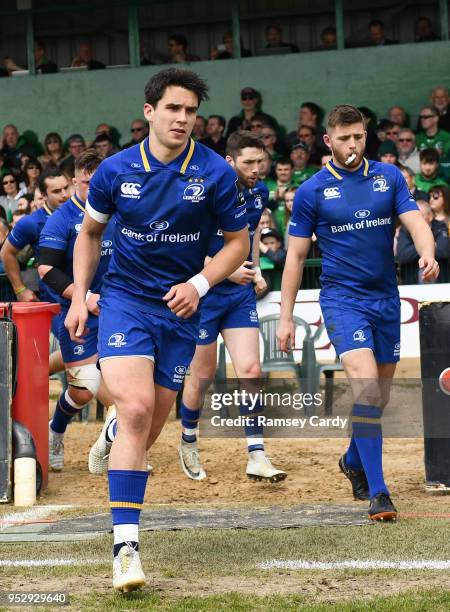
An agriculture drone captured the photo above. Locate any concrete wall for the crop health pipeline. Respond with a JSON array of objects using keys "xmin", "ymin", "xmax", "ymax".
[{"xmin": 0, "ymin": 41, "xmax": 448, "ymax": 143}]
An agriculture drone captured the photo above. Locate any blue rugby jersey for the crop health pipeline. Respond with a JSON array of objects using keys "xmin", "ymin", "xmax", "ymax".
[
  {"xmin": 207, "ymin": 180, "xmax": 268, "ymax": 294},
  {"xmin": 289, "ymin": 158, "xmax": 418, "ymax": 298},
  {"xmin": 7, "ymin": 203, "xmax": 59, "ymax": 303},
  {"xmin": 39, "ymin": 194, "xmax": 114, "ymax": 310},
  {"xmin": 85, "ymin": 138, "xmax": 247, "ymax": 319}
]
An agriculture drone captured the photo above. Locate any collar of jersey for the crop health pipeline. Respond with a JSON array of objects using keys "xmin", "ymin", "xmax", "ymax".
[
  {"xmin": 71, "ymin": 194, "xmax": 86, "ymax": 212},
  {"xmin": 325, "ymin": 158, "xmax": 369, "ymax": 180},
  {"xmin": 139, "ymin": 137, "xmax": 195, "ymax": 174},
  {"xmin": 43, "ymin": 203, "xmax": 54, "ymax": 216}
]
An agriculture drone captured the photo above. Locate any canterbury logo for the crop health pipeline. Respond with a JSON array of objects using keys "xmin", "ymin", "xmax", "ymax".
[{"xmin": 120, "ymin": 182, "xmax": 141, "ymax": 197}]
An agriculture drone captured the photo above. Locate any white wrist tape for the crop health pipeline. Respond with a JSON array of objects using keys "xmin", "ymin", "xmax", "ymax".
[
  {"xmin": 86, "ymin": 290, "xmax": 92, "ymax": 302},
  {"xmin": 253, "ymin": 266, "xmax": 262, "ymax": 280},
  {"xmin": 188, "ymin": 273, "xmax": 210, "ymax": 297}
]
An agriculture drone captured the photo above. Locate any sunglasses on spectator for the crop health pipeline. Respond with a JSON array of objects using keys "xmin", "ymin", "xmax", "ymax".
[
  {"xmin": 386, "ymin": 130, "xmax": 399, "ymax": 135},
  {"xmin": 131, "ymin": 127, "xmax": 144, "ymax": 132},
  {"xmin": 241, "ymin": 94, "xmax": 255, "ymax": 101},
  {"xmin": 46, "ymin": 139, "xmax": 59, "ymax": 144},
  {"xmin": 3, "ymin": 180, "xmax": 15, "ymax": 185},
  {"xmin": 398, "ymin": 138, "xmax": 413, "ymax": 142},
  {"xmin": 420, "ymin": 114, "xmax": 436, "ymax": 119},
  {"xmin": 262, "ymin": 133, "xmax": 274, "ymax": 139},
  {"xmin": 431, "ymin": 192, "xmax": 442, "ymax": 199},
  {"xmin": 250, "ymin": 122, "xmax": 263, "ymax": 128}
]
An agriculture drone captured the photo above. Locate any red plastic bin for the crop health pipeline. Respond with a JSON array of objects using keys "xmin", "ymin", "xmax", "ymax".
[{"xmin": 0, "ymin": 302, "xmax": 61, "ymax": 490}]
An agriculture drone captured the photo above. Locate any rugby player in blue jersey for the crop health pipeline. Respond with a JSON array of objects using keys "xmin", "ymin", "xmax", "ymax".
[
  {"xmin": 38, "ymin": 150, "xmax": 114, "ymax": 471},
  {"xmin": 65, "ymin": 69, "xmax": 249, "ymax": 592},
  {"xmin": 178, "ymin": 130, "xmax": 286, "ymax": 483},
  {"xmin": 278, "ymin": 105, "xmax": 439, "ymax": 522}
]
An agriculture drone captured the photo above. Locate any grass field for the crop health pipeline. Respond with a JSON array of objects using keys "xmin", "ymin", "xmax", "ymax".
[{"xmin": 1, "ymin": 513, "xmax": 449, "ymax": 611}]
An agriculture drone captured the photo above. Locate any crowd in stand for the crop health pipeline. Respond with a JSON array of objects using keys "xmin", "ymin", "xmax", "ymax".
[
  {"xmin": 1, "ymin": 83, "xmax": 449, "ymax": 292},
  {"xmin": 0, "ymin": 16, "xmax": 444, "ymax": 76}
]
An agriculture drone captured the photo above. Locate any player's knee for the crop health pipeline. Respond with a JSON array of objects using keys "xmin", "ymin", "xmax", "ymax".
[
  {"xmin": 68, "ymin": 386, "xmax": 92, "ymax": 407},
  {"xmin": 356, "ymin": 380, "xmax": 382, "ymax": 407},
  {"xmin": 119, "ymin": 400, "xmax": 152, "ymax": 436},
  {"xmin": 238, "ymin": 362, "xmax": 261, "ymax": 378},
  {"xmin": 67, "ymin": 363, "xmax": 101, "ymax": 396}
]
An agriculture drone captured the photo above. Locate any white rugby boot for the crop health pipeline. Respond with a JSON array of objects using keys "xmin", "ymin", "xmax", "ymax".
[
  {"xmin": 88, "ymin": 406, "xmax": 116, "ymax": 475},
  {"xmin": 246, "ymin": 450, "xmax": 287, "ymax": 483},
  {"xmin": 178, "ymin": 440, "xmax": 207, "ymax": 480},
  {"xmin": 112, "ymin": 544, "xmax": 146, "ymax": 593}
]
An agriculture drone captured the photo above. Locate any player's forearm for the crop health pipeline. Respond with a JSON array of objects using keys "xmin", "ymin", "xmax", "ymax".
[
  {"xmin": 280, "ymin": 249, "xmax": 305, "ymax": 321},
  {"xmin": 202, "ymin": 232, "xmax": 249, "ymax": 287},
  {"xmin": 72, "ymin": 230, "xmax": 101, "ymax": 302},
  {"xmin": 252, "ymin": 228, "xmax": 261, "ymax": 268},
  {"xmin": 410, "ymin": 222, "xmax": 436, "ymax": 259}
]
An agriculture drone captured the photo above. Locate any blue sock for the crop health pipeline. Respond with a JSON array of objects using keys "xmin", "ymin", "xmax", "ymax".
[
  {"xmin": 352, "ymin": 403, "xmax": 389, "ymax": 498},
  {"xmin": 345, "ymin": 435, "xmax": 363, "ymax": 470},
  {"xmin": 108, "ymin": 469, "xmax": 148, "ymax": 556},
  {"xmin": 50, "ymin": 390, "xmax": 84, "ymax": 434},
  {"xmin": 240, "ymin": 399, "xmax": 264, "ymax": 453},
  {"xmin": 180, "ymin": 401, "xmax": 200, "ymax": 443}
]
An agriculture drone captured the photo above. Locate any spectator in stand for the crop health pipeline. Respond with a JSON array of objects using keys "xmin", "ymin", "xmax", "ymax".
[
  {"xmin": 265, "ymin": 24, "xmax": 299, "ymax": 53},
  {"xmin": 416, "ymin": 106, "xmax": 450, "ymax": 155},
  {"xmin": 286, "ymin": 102, "xmax": 325, "ymax": 151},
  {"xmin": 95, "ymin": 124, "xmax": 121, "ymax": 153},
  {"xmin": 249, "ymin": 114, "xmax": 267, "ymax": 136},
  {"xmin": 260, "ymin": 227, "xmax": 286, "ymax": 267},
  {"xmin": 415, "ymin": 16, "xmax": 438, "ymax": 42},
  {"xmin": 368, "ymin": 19, "xmax": 397, "ymax": 45},
  {"xmin": 16, "ymin": 193, "xmax": 33, "ymax": 214},
  {"xmin": 39, "ymin": 132, "xmax": 64, "ymax": 169},
  {"xmin": 282, "ymin": 187, "xmax": 296, "ymax": 246},
  {"xmin": 415, "ymin": 148, "xmax": 448, "ymax": 192},
  {"xmin": 30, "ymin": 187, "xmax": 45, "ymax": 212},
  {"xmin": 388, "ymin": 106, "xmax": 408, "ymax": 128},
  {"xmin": 317, "ymin": 26, "xmax": 337, "ymax": 50},
  {"xmin": 378, "ymin": 140, "xmax": 399, "ymax": 165},
  {"xmin": 397, "ymin": 128, "xmax": 420, "ymax": 173},
  {"xmin": 59, "ymin": 134, "xmax": 86, "ymax": 179},
  {"xmin": 261, "ymin": 125, "xmax": 287, "ymax": 162},
  {"xmin": 266, "ymin": 158, "xmax": 295, "ymax": 212},
  {"xmin": 397, "ymin": 199, "xmax": 449, "ymax": 284},
  {"xmin": 211, "ymin": 31, "xmax": 252, "ymax": 59},
  {"xmin": 167, "ymin": 33, "xmax": 200, "ymax": 63},
  {"xmin": 22, "ymin": 158, "xmax": 42, "ymax": 194},
  {"xmin": 291, "ymin": 124, "xmax": 324, "ymax": 166},
  {"xmin": 429, "ymin": 185, "xmax": 450, "ymax": 224},
  {"xmin": 34, "ymin": 39, "xmax": 58, "ymax": 74},
  {"xmin": 199, "ymin": 115, "xmax": 227, "ymax": 157},
  {"xmin": 258, "ymin": 150, "xmax": 274, "ymax": 183},
  {"xmin": 227, "ymin": 87, "xmax": 278, "ymax": 137},
  {"xmin": 93, "ymin": 134, "xmax": 115, "ymax": 160},
  {"xmin": 192, "ymin": 116, "xmax": 207, "ymax": 140},
  {"xmin": 431, "ymin": 86, "xmax": 450, "ymax": 132},
  {"xmin": 259, "ymin": 207, "xmax": 277, "ymax": 231},
  {"xmin": 0, "ymin": 202, "xmax": 6, "ymax": 222},
  {"xmin": 290, "ymin": 142, "xmax": 318, "ymax": 184},
  {"xmin": 11, "ymin": 210, "xmax": 27, "ymax": 228},
  {"xmin": 0, "ymin": 125, "xmax": 37, "ymax": 174},
  {"xmin": 122, "ymin": 119, "xmax": 148, "ymax": 149},
  {"xmin": 374, "ymin": 119, "xmax": 394, "ymax": 143},
  {"xmin": 0, "ymin": 173, "xmax": 26, "ymax": 222},
  {"xmin": 399, "ymin": 165, "xmax": 428, "ymax": 201},
  {"xmin": 71, "ymin": 43, "xmax": 105, "ymax": 70},
  {"xmin": 386, "ymin": 123, "xmax": 400, "ymax": 143}
]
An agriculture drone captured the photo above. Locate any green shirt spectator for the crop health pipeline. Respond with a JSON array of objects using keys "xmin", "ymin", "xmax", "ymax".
[
  {"xmin": 416, "ymin": 105, "xmax": 450, "ymax": 155},
  {"xmin": 415, "ymin": 148, "xmax": 448, "ymax": 192}
]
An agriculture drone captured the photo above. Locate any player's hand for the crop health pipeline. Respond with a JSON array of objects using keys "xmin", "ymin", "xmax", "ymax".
[
  {"xmin": 228, "ymin": 261, "xmax": 255, "ymax": 285},
  {"xmin": 86, "ymin": 292, "xmax": 100, "ymax": 316},
  {"xmin": 16, "ymin": 288, "xmax": 38, "ymax": 302},
  {"xmin": 65, "ymin": 299, "xmax": 89, "ymax": 343},
  {"xmin": 277, "ymin": 318, "xmax": 296, "ymax": 353},
  {"xmin": 254, "ymin": 275, "xmax": 267, "ymax": 296},
  {"xmin": 419, "ymin": 256, "xmax": 439, "ymax": 282},
  {"xmin": 163, "ymin": 282, "xmax": 200, "ymax": 318}
]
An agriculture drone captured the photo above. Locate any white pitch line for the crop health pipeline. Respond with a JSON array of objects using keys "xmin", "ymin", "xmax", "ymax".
[
  {"xmin": 0, "ymin": 505, "xmax": 74, "ymax": 530},
  {"xmin": 0, "ymin": 559, "xmax": 108, "ymax": 568},
  {"xmin": 258, "ymin": 559, "xmax": 450, "ymax": 570}
]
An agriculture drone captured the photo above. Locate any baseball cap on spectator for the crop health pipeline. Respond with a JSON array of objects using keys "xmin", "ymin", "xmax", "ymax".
[
  {"xmin": 261, "ymin": 227, "xmax": 282, "ymax": 242},
  {"xmin": 292, "ymin": 142, "xmax": 310, "ymax": 153},
  {"xmin": 378, "ymin": 140, "xmax": 398, "ymax": 158},
  {"xmin": 241, "ymin": 87, "xmax": 258, "ymax": 99}
]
